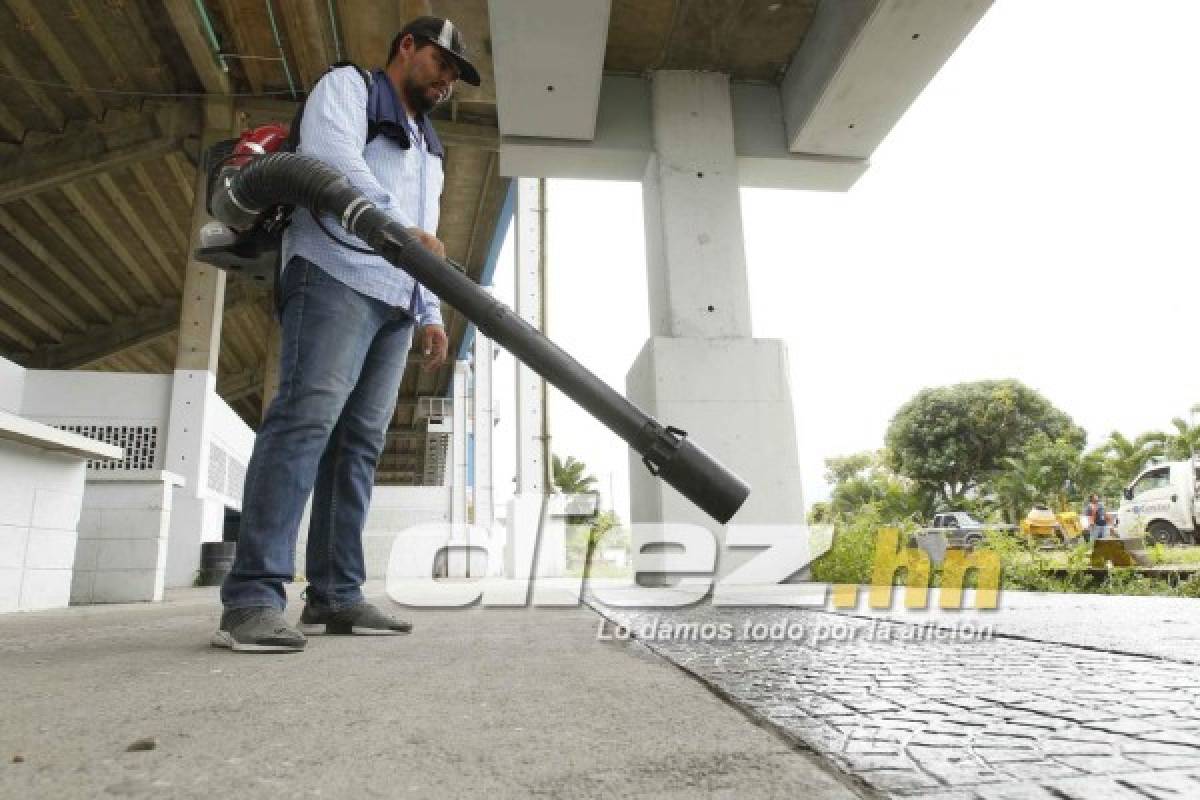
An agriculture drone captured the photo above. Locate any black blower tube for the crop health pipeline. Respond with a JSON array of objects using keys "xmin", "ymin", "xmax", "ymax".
[{"xmin": 214, "ymin": 153, "xmax": 751, "ymax": 524}]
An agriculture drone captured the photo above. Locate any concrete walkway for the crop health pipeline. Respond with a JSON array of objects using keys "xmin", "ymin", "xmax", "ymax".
[{"xmin": 0, "ymin": 583, "xmax": 859, "ymax": 800}]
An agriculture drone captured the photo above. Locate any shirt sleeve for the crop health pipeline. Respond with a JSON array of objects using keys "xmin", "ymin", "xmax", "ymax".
[
  {"xmin": 297, "ymin": 67, "xmax": 417, "ymax": 229},
  {"xmin": 417, "ymin": 287, "xmax": 443, "ymax": 327}
]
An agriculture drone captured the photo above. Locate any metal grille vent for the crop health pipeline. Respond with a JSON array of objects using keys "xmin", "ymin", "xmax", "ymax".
[
  {"xmin": 207, "ymin": 442, "xmax": 246, "ymax": 504},
  {"xmin": 208, "ymin": 443, "xmax": 228, "ymax": 493},
  {"xmin": 57, "ymin": 424, "xmax": 159, "ymax": 471}
]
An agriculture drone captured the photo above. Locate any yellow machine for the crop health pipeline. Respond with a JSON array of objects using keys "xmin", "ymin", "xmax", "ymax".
[{"xmin": 1020, "ymin": 506, "xmax": 1083, "ymax": 543}]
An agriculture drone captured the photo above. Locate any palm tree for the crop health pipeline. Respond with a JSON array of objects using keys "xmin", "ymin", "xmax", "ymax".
[
  {"xmin": 552, "ymin": 454, "xmax": 598, "ymax": 494},
  {"xmin": 1103, "ymin": 431, "xmax": 1167, "ymax": 484},
  {"xmin": 990, "ymin": 453, "xmax": 1049, "ymax": 524},
  {"xmin": 1165, "ymin": 417, "xmax": 1200, "ymax": 461}
]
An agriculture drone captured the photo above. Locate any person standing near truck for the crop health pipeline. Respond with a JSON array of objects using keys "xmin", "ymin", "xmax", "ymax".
[{"xmin": 1085, "ymin": 493, "xmax": 1108, "ymax": 541}]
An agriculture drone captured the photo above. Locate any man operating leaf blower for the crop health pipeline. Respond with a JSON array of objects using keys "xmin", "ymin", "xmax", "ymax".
[{"xmin": 213, "ymin": 16, "xmax": 481, "ymax": 652}]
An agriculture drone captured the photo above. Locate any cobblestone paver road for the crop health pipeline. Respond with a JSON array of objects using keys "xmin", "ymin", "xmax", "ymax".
[{"xmin": 589, "ymin": 603, "xmax": 1200, "ymax": 799}]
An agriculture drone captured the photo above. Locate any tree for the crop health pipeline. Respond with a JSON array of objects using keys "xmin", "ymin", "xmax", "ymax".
[
  {"xmin": 823, "ymin": 450, "xmax": 925, "ymax": 523},
  {"xmin": 989, "ymin": 451, "xmax": 1050, "ymax": 524},
  {"xmin": 1103, "ymin": 431, "xmax": 1166, "ymax": 484},
  {"xmin": 985, "ymin": 433, "xmax": 1115, "ymax": 521},
  {"xmin": 565, "ymin": 510, "xmax": 627, "ymax": 574},
  {"xmin": 552, "ymin": 454, "xmax": 597, "ymax": 494},
  {"xmin": 884, "ymin": 380, "xmax": 1083, "ymax": 509},
  {"xmin": 1165, "ymin": 417, "xmax": 1200, "ymax": 461}
]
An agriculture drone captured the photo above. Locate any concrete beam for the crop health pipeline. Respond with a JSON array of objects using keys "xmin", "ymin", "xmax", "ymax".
[
  {"xmin": 60, "ymin": 183, "xmax": 163, "ymax": 303},
  {"xmin": 781, "ymin": 0, "xmax": 993, "ymax": 159},
  {"xmin": 499, "ymin": 76, "xmax": 866, "ymax": 191},
  {"xmin": 22, "ymin": 283, "xmax": 261, "ymax": 370},
  {"xmin": 0, "ymin": 39, "xmax": 65, "ymax": 131},
  {"xmin": 279, "ymin": 0, "xmax": 338, "ymax": 90},
  {"xmin": 500, "ymin": 76, "xmax": 651, "ymax": 182},
  {"xmin": 220, "ymin": 365, "xmax": 265, "ymax": 405},
  {"xmin": 24, "ymin": 196, "xmax": 138, "ymax": 315},
  {"xmin": 162, "ymin": 0, "xmax": 231, "ymax": 95},
  {"xmin": 731, "ymin": 83, "xmax": 868, "ymax": 192},
  {"xmin": 235, "ymin": 97, "xmax": 500, "ymax": 150},
  {"xmin": 489, "ymin": 0, "xmax": 610, "ymax": 140},
  {"xmin": 0, "ymin": 206, "xmax": 113, "ymax": 322},
  {"xmin": 0, "ymin": 103, "xmax": 196, "ymax": 204},
  {"xmin": 3, "ymin": 0, "xmax": 104, "ymax": 118}
]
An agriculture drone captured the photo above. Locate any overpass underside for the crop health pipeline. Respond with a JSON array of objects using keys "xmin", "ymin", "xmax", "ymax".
[{"xmin": 0, "ymin": 0, "xmax": 992, "ymax": 609}]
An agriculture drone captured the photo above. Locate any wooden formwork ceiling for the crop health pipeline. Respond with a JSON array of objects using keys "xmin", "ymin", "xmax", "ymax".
[
  {"xmin": 0, "ymin": 0, "xmax": 822, "ymax": 485},
  {"xmin": 0, "ymin": 0, "xmax": 504, "ymax": 483}
]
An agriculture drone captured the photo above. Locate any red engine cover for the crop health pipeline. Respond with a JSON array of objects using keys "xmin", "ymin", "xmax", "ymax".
[{"xmin": 228, "ymin": 123, "xmax": 290, "ymax": 166}]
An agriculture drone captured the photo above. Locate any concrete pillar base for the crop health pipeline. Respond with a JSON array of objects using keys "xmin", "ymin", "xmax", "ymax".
[
  {"xmin": 626, "ymin": 336, "xmax": 805, "ymax": 581},
  {"xmin": 504, "ymin": 495, "xmax": 566, "ymax": 579}
]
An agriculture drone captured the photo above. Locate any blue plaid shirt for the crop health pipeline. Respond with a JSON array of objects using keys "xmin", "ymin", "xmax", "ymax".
[{"xmin": 282, "ymin": 66, "xmax": 443, "ymax": 327}]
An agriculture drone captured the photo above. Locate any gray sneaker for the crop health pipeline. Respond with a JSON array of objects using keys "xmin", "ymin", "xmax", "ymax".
[
  {"xmin": 298, "ymin": 601, "xmax": 412, "ymax": 635},
  {"xmin": 211, "ymin": 606, "xmax": 307, "ymax": 653}
]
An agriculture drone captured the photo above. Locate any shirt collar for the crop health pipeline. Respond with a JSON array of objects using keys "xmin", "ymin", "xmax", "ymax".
[{"xmin": 368, "ymin": 69, "xmax": 445, "ymax": 158}]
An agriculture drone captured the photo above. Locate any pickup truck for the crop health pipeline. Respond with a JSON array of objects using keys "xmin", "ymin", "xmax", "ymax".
[
  {"xmin": 922, "ymin": 512, "xmax": 988, "ymax": 547},
  {"xmin": 905, "ymin": 512, "xmax": 992, "ymax": 565}
]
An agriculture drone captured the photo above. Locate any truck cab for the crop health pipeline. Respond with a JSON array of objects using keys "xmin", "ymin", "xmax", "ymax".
[
  {"xmin": 1117, "ymin": 460, "xmax": 1200, "ymax": 544},
  {"xmin": 928, "ymin": 512, "xmax": 986, "ymax": 547}
]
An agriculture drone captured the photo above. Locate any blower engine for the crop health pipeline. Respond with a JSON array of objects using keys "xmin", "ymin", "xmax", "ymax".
[
  {"xmin": 196, "ymin": 144, "xmax": 751, "ymax": 525},
  {"xmin": 194, "ymin": 124, "xmax": 294, "ymax": 285}
]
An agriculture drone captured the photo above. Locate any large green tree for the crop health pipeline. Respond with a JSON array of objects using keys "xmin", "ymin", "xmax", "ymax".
[{"xmin": 884, "ymin": 380, "xmax": 1083, "ymax": 508}]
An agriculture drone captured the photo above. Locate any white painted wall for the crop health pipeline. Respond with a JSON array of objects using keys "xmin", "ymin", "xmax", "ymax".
[
  {"xmin": 73, "ymin": 472, "xmax": 182, "ymax": 604},
  {"xmin": 206, "ymin": 392, "xmax": 254, "ymax": 511},
  {"xmin": 0, "ymin": 357, "xmax": 25, "ymax": 414},
  {"xmin": 21, "ymin": 371, "xmax": 172, "ymax": 427},
  {"xmin": 294, "ymin": 486, "xmax": 455, "ymax": 582},
  {"xmin": 164, "ymin": 372, "xmax": 253, "ymax": 588},
  {"xmin": 0, "ymin": 442, "xmax": 86, "ymax": 612}
]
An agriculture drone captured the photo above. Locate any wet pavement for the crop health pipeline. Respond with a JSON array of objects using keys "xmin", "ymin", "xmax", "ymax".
[{"xmin": 589, "ymin": 590, "xmax": 1200, "ymax": 799}]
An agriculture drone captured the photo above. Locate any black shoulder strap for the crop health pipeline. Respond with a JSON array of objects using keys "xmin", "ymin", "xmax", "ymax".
[{"xmin": 286, "ymin": 62, "xmax": 376, "ymax": 152}]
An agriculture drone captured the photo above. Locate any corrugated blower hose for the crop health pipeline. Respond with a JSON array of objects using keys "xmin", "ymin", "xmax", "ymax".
[{"xmin": 200, "ymin": 150, "xmax": 750, "ymax": 524}]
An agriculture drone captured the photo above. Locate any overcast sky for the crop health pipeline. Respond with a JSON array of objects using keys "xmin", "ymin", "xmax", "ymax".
[{"xmin": 485, "ymin": 0, "xmax": 1200, "ymax": 518}]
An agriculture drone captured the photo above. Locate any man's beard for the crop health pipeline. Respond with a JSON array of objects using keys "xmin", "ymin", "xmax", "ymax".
[{"xmin": 404, "ymin": 78, "xmax": 441, "ymax": 115}]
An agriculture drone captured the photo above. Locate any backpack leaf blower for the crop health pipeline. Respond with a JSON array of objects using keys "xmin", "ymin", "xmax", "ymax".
[{"xmin": 199, "ymin": 149, "xmax": 751, "ymax": 524}]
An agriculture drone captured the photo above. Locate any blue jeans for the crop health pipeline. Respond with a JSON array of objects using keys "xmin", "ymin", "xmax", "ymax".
[{"xmin": 222, "ymin": 257, "xmax": 415, "ymax": 611}]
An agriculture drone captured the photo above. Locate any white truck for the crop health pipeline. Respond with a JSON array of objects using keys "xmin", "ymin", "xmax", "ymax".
[{"xmin": 1116, "ymin": 459, "xmax": 1200, "ymax": 545}]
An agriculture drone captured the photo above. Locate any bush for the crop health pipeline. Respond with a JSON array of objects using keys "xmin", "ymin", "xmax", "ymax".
[
  {"xmin": 811, "ymin": 506, "xmax": 891, "ymax": 585},
  {"xmin": 815, "ymin": 505, "xmax": 1200, "ymax": 598}
]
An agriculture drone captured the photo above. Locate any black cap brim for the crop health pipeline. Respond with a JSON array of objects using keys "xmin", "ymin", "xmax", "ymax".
[{"xmin": 439, "ymin": 45, "xmax": 481, "ymax": 87}]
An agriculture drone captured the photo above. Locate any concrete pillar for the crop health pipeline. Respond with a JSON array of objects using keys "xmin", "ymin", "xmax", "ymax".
[
  {"xmin": 642, "ymin": 72, "xmax": 753, "ymax": 339},
  {"xmin": 513, "ymin": 177, "xmax": 548, "ymax": 497},
  {"xmin": 628, "ymin": 71, "xmax": 805, "ymax": 581},
  {"xmin": 260, "ymin": 323, "xmax": 282, "ymax": 416},
  {"xmin": 447, "ymin": 359, "xmax": 472, "ymax": 577},
  {"xmin": 471, "ymin": 327, "xmax": 496, "ymax": 529},
  {"xmin": 450, "ymin": 360, "xmax": 470, "ymax": 527},
  {"xmin": 400, "ymin": 0, "xmax": 432, "ymax": 20},
  {"xmin": 505, "ymin": 177, "xmax": 562, "ymax": 578},
  {"xmin": 163, "ymin": 100, "xmax": 236, "ymax": 587}
]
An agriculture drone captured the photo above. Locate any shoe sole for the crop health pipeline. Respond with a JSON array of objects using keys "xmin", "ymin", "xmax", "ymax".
[
  {"xmin": 210, "ymin": 630, "xmax": 306, "ymax": 653},
  {"xmin": 298, "ymin": 623, "xmax": 411, "ymax": 636}
]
